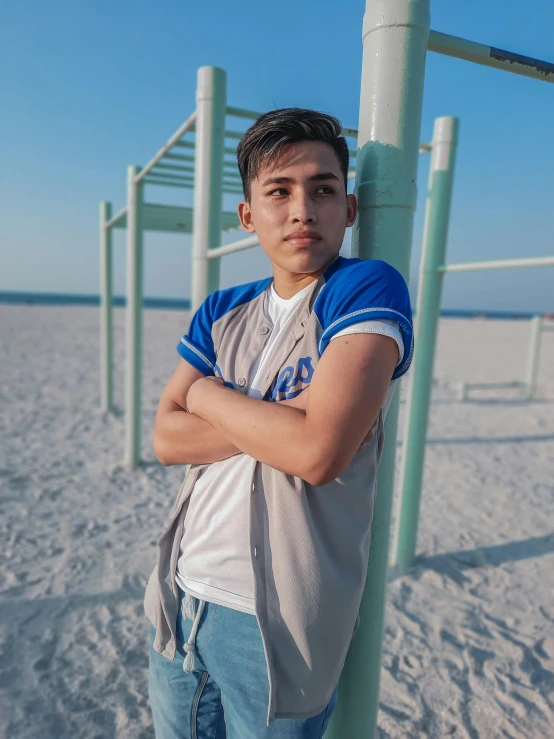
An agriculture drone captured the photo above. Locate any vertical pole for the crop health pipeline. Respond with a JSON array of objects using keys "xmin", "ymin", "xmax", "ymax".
[
  {"xmin": 525, "ymin": 315, "xmax": 542, "ymax": 399},
  {"xmin": 99, "ymin": 201, "xmax": 113, "ymax": 413},
  {"xmin": 324, "ymin": 1, "xmax": 430, "ymax": 737},
  {"xmin": 393, "ymin": 116, "xmax": 459, "ymax": 569},
  {"xmin": 191, "ymin": 66, "xmax": 226, "ymax": 312},
  {"xmin": 124, "ymin": 166, "xmax": 144, "ymax": 468}
]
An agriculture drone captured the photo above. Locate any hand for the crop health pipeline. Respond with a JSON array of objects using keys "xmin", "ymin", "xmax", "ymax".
[{"xmin": 185, "ymin": 375, "xmax": 225, "ymax": 414}]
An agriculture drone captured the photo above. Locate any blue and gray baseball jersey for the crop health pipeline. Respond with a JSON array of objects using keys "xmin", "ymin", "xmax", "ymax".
[{"xmin": 145, "ymin": 256, "xmax": 413, "ymax": 725}]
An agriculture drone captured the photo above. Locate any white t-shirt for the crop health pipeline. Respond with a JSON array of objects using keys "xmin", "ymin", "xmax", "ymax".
[{"xmin": 176, "ymin": 282, "xmax": 404, "ymax": 613}]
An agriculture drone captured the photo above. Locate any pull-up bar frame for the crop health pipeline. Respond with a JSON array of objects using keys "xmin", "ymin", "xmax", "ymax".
[
  {"xmin": 97, "ymin": 3, "xmax": 553, "ymax": 732},
  {"xmin": 325, "ymin": 3, "xmax": 554, "ymax": 738},
  {"xmin": 392, "ymin": 15, "xmax": 554, "ymax": 575}
]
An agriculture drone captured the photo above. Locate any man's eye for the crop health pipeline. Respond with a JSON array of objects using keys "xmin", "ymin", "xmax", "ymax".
[
  {"xmin": 269, "ymin": 188, "xmax": 288, "ymax": 197},
  {"xmin": 316, "ymin": 186, "xmax": 334, "ymax": 194}
]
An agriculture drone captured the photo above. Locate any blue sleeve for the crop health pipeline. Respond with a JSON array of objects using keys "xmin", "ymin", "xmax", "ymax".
[
  {"xmin": 315, "ymin": 259, "xmax": 413, "ymax": 379},
  {"xmin": 176, "ymin": 277, "xmax": 273, "ymax": 375},
  {"xmin": 177, "ymin": 295, "xmax": 216, "ymax": 375}
]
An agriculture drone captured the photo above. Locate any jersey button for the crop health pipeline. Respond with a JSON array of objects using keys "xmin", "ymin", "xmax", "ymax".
[
  {"xmin": 260, "ymin": 326, "xmax": 270, "ymax": 335},
  {"xmin": 237, "ymin": 378, "xmax": 246, "ymax": 387}
]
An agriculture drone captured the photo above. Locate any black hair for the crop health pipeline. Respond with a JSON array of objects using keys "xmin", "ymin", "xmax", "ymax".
[{"xmin": 236, "ymin": 108, "xmax": 349, "ymax": 201}]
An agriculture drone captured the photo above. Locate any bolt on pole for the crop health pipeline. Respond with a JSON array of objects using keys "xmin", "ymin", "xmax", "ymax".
[
  {"xmin": 393, "ymin": 116, "xmax": 459, "ymax": 570},
  {"xmin": 324, "ymin": 1, "xmax": 430, "ymax": 737}
]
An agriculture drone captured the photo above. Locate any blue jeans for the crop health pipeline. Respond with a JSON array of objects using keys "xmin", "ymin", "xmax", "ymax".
[{"xmin": 149, "ymin": 588, "xmax": 338, "ymax": 738}]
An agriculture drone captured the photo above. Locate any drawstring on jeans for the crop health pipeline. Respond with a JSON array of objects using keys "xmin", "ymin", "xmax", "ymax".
[
  {"xmin": 182, "ymin": 592, "xmax": 206, "ymax": 673},
  {"xmin": 183, "ymin": 591, "xmax": 197, "ymax": 620}
]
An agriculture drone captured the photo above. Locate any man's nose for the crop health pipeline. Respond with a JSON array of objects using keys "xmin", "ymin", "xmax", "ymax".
[{"xmin": 291, "ymin": 193, "xmax": 317, "ymax": 223}]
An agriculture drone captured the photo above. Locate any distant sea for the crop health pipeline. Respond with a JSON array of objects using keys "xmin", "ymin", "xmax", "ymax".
[
  {"xmin": 0, "ymin": 290, "xmax": 547, "ymax": 320},
  {"xmin": 0, "ymin": 291, "xmax": 191, "ymax": 311}
]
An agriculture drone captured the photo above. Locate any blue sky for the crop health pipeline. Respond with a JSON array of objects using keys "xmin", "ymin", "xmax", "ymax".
[{"xmin": 2, "ymin": 0, "xmax": 553, "ymax": 312}]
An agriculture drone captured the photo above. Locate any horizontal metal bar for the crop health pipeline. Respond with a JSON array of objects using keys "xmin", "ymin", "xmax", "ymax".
[
  {"xmin": 135, "ymin": 111, "xmax": 197, "ymax": 183},
  {"xmin": 348, "ymin": 144, "xmax": 430, "ymax": 181},
  {"xmin": 542, "ymin": 323, "xmax": 554, "ymax": 331},
  {"xmin": 341, "ymin": 126, "xmax": 358, "ymax": 138},
  {"xmin": 345, "ymin": 146, "xmax": 425, "ymax": 158},
  {"xmin": 163, "ymin": 152, "xmax": 195, "ymax": 163},
  {"xmin": 143, "ymin": 203, "xmax": 193, "ymax": 233},
  {"xmin": 105, "ymin": 206, "xmax": 127, "ymax": 229},
  {"xmin": 223, "ymin": 171, "xmax": 242, "ymax": 181},
  {"xmin": 144, "ymin": 175, "xmax": 240, "ymax": 193},
  {"xmin": 226, "ymin": 105, "xmax": 263, "ymax": 121},
  {"xmin": 440, "ymin": 256, "xmax": 554, "ymax": 273},
  {"xmin": 429, "ymin": 30, "xmax": 554, "ymax": 83},
  {"xmin": 225, "ymin": 130, "xmax": 244, "ymax": 140},
  {"xmin": 207, "ymin": 234, "xmax": 260, "ymax": 260},
  {"xmin": 173, "ymin": 142, "xmax": 237, "ymax": 156},
  {"xmin": 146, "ymin": 171, "xmax": 194, "ymax": 183},
  {"xmin": 463, "ymin": 381, "xmax": 526, "ymax": 390},
  {"xmin": 153, "ymin": 162, "xmax": 194, "ymax": 174},
  {"xmin": 144, "ymin": 177, "xmax": 193, "ymax": 189}
]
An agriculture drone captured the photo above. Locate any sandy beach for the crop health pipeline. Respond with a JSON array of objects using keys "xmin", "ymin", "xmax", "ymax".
[{"xmin": 0, "ymin": 304, "xmax": 552, "ymax": 738}]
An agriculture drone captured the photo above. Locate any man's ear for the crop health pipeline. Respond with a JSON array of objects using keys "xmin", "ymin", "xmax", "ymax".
[
  {"xmin": 346, "ymin": 194, "xmax": 358, "ymax": 227},
  {"xmin": 238, "ymin": 200, "xmax": 256, "ymax": 233}
]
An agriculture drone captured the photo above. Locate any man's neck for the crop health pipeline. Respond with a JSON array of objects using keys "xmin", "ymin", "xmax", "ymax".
[{"xmin": 271, "ymin": 256, "xmax": 339, "ymax": 299}]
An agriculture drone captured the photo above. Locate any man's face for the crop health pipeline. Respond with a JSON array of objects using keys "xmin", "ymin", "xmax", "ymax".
[{"xmin": 238, "ymin": 141, "xmax": 357, "ymax": 278}]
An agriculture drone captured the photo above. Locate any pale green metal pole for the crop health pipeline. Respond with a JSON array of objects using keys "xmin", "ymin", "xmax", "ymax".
[
  {"xmin": 441, "ymin": 255, "xmax": 554, "ymax": 272},
  {"xmin": 191, "ymin": 66, "xmax": 226, "ymax": 312},
  {"xmin": 99, "ymin": 201, "xmax": 113, "ymax": 413},
  {"xmin": 324, "ymin": 1, "xmax": 430, "ymax": 737},
  {"xmin": 393, "ymin": 116, "xmax": 459, "ymax": 569},
  {"xmin": 124, "ymin": 166, "xmax": 144, "ymax": 468},
  {"xmin": 428, "ymin": 30, "xmax": 554, "ymax": 85},
  {"xmin": 525, "ymin": 315, "xmax": 542, "ymax": 399}
]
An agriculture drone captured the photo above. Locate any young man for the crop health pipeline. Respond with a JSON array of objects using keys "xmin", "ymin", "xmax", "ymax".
[{"xmin": 146, "ymin": 108, "xmax": 413, "ymax": 738}]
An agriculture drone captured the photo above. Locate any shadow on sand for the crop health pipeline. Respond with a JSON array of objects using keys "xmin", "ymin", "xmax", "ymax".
[
  {"xmin": 396, "ymin": 433, "xmax": 554, "ymax": 446},
  {"xmin": 390, "ymin": 533, "xmax": 554, "ymax": 584}
]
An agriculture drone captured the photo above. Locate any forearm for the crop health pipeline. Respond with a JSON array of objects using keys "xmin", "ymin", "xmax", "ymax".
[
  {"xmin": 153, "ymin": 407, "xmax": 242, "ymax": 466},
  {"xmin": 188, "ymin": 387, "xmax": 323, "ymax": 482}
]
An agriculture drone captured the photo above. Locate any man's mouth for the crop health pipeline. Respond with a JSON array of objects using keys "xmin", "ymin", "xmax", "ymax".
[{"xmin": 285, "ymin": 230, "xmax": 321, "ymax": 247}]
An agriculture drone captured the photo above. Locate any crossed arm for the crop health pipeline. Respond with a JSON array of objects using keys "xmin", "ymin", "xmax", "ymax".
[{"xmin": 153, "ymin": 332, "xmax": 398, "ymax": 486}]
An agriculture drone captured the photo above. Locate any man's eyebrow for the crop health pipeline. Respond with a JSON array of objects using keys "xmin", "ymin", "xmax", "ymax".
[
  {"xmin": 310, "ymin": 172, "xmax": 340, "ymax": 182},
  {"xmin": 261, "ymin": 172, "xmax": 341, "ymax": 187},
  {"xmin": 261, "ymin": 175, "xmax": 294, "ymax": 187}
]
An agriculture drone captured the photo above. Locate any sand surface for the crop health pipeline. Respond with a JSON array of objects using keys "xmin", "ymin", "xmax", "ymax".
[{"xmin": 0, "ymin": 305, "xmax": 553, "ymax": 738}]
